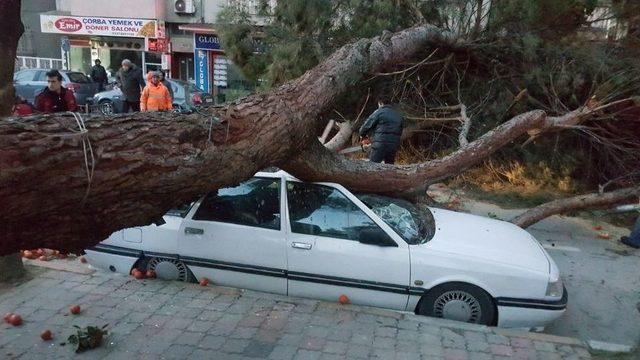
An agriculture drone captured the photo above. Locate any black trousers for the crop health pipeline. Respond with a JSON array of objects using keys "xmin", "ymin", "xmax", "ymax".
[
  {"xmin": 369, "ymin": 144, "xmax": 399, "ymax": 164},
  {"xmin": 122, "ymin": 100, "xmax": 140, "ymax": 113}
]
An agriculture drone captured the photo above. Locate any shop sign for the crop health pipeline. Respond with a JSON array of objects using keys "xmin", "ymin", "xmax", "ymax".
[
  {"xmin": 194, "ymin": 33, "xmax": 221, "ymax": 51},
  {"xmin": 146, "ymin": 38, "xmax": 169, "ymax": 52},
  {"xmin": 195, "ymin": 49, "xmax": 210, "ymax": 93},
  {"xmin": 213, "ymin": 56, "xmax": 229, "ymax": 88},
  {"xmin": 40, "ymin": 14, "xmax": 157, "ymax": 38}
]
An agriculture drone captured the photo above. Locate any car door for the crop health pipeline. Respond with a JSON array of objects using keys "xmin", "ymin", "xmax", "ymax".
[
  {"xmin": 285, "ymin": 181, "xmax": 411, "ymax": 310},
  {"xmin": 178, "ymin": 176, "xmax": 287, "ymax": 295}
]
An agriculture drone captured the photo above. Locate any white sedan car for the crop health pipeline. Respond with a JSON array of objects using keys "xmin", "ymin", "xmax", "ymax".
[{"xmin": 85, "ymin": 170, "xmax": 566, "ymax": 328}]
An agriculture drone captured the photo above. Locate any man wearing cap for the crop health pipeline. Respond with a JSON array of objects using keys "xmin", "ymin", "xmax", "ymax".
[
  {"xmin": 90, "ymin": 59, "xmax": 108, "ymax": 91},
  {"xmin": 116, "ymin": 59, "xmax": 145, "ymax": 112},
  {"xmin": 140, "ymin": 71, "xmax": 172, "ymax": 112}
]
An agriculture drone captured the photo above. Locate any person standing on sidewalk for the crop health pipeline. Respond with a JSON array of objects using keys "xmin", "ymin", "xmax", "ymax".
[
  {"xmin": 116, "ymin": 59, "xmax": 145, "ymax": 113},
  {"xmin": 359, "ymin": 95, "xmax": 404, "ymax": 164},
  {"xmin": 621, "ymin": 215, "xmax": 640, "ymax": 248},
  {"xmin": 140, "ymin": 71, "xmax": 172, "ymax": 112},
  {"xmin": 90, "ymin": 59, "xmax": 108, "ymax": 92}
]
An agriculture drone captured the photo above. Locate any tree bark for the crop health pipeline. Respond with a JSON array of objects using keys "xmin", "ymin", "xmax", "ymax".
[
  {"xmin": 511, "ymin": 186, "xmax": 640, "ymax": 228},
  {"xmin": 0, "ymin": 253, "xmax": 25, "ymax": 282},
  {"xmin": 0, "ymin": 0, "xmax": 24, "ymax": 116},
  {"xmin": 1, "ymin": 25, "xmax": 457, "ymax": 255},
  {"xmin": 0, "ymin": 0, "xmax": 25, "ymax": 278}
]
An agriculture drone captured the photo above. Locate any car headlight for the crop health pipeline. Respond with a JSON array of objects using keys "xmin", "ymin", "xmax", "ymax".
[{"xmin": 546, "ymin": 278, "xmax": 563, "ymax": 298}]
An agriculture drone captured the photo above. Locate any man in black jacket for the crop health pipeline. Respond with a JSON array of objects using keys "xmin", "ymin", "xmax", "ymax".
[
  {"xmin": 90, "ymin": 59, "xmax": 108, "ymax": 91},
  {"xmin": 116, "ymin": 59, "xmax": 145, "ymax": 112},
  {"xmin": 359, "ymin": 95, "xmax": 404, "ymax": 164}
]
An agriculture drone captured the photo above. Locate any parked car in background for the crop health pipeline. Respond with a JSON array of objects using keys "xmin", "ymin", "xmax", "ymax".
[
  {"xmin": 85, "ymin": 170, "xmax": 567, "ymax": 329},
  {"xmin": 13, "ymin": 69, "xmax": 98, "ymax": 106},
  {"xmin": 92, "ymin": 78, "xmax": 214, "ymax": 115}
]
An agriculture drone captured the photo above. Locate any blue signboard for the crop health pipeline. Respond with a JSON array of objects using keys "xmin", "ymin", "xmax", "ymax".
[
  {"xmin": 194, "ymin": 33, "xmax": 220, "ymax": 50},
  {"xmin": 195, "ymin": 49, "xmax": 209, "ymax": 93}
]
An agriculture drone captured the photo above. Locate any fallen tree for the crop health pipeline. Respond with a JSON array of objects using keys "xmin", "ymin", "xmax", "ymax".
[
  {"xmin": 1, "ymin": 4, "xmax": 637, "ymax": 256},
  {"xmin": 512, "ymin": 186, "xmax": 640, "ymax": 228}
]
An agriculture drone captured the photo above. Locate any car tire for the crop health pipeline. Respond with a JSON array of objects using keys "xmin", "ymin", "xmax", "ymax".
[
  {"xmin": 136, "ymin": 257, "xmax": 195, "ymax": 282},
  {"xmin": 417, "ymin": 282, "xmax": 496, "ymax": 326},
  {"xmin": 99, "ymin": 100, "xmax": 114, "ymax": 116}
]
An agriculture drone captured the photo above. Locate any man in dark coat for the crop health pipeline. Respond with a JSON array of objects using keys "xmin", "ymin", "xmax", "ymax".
[
  {"xmin": 90, "ymin": 59, "xmax": 108, "ymax": 91},
  {"xmin": 33, "ymin": 69, "xmax": 77, "ymax": 113},
  {"xmin": 158, "ymin": 70, "xmax": 174, "ymax": 102},
  {"xmin": 116, "ymin": 59, "xmax": 145, "ymax": 112},
  {"xmin": 359, "ymin": 95, "xmax": 404, "ymax": 164}
]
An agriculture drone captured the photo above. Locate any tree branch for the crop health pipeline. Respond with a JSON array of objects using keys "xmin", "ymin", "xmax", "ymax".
[{"xmin": 511, "ymin": 186, "xmax": 640, "ymax": 228}]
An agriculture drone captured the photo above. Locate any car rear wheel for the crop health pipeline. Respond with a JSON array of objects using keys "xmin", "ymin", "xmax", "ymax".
[
  {"xmin": 417, "ymin": 282, "xmax": 496, "ymax": 325},
  {"xmin": 140, "ymin": 257, "xmax": 195, "ymax": 282}
]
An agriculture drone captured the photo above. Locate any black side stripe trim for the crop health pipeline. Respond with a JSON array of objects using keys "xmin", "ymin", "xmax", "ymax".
[
  {"xmin": 497, "ymin": 286, "xmax": 568, "ymax": 311},
  {"xmin": 181, "ymin": 256, "xmax": 287, "ymax": 278},
  {"xmin": 88, "ymin": 245, "xmax": 567, "ymax": 310}
]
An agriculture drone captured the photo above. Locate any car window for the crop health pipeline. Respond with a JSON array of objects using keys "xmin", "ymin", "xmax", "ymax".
[
  {"xmin": 287, "ymin": 182, "xmax": 383, "ymax": 241},
  {"xmin": 165, "ymin": 202, "xmax": 195, "ymax": 218},
  {"xmin": 14, "ymin": 70, "xmax": 36, "ymax": 82},
  {"xmin": 66, "ymin": 72, "xmax": 90, "ymax": 83},
  {"xmin": 34, "ymin": 70, "xmax": 52, "ymax": 82},
  {"xmin": 192, "ymin": 177, "xmax": 281, "ymax": 230}
]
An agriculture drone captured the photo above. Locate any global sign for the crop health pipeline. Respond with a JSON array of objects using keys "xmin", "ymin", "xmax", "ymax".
[{"xmin": 194, "ymin": 33, "xmax": 221, "ymax": 51}]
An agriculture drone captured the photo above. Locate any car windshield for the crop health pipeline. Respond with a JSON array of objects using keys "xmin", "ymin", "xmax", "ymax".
[
  {"xmin": 356, "ymin": 194, "xmax": 435, "ymax": 245},
  {"xmin": 66, "ymin": 72, "xmax": 90, "ymax": 83}
]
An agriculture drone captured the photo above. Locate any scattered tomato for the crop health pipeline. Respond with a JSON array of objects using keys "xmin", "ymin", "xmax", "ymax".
[
  {"xmin": 145, "ymin": 270, "xmax": 156, "ymax": 279},
  {"xmin": 4, "ymin": 312, "xmax": 13, "ymax": 323},
  {"xmin": 35, "ymin": 249, "xmax": 44, "ymax": 257},
  {"xmin": 40, "ymin": 329, "xmax": 53, "ymax": 341},
  {"xmin": 79, "ymin": 256, "xmax": 87, "ymax": 263},
  {"xmin": 338, "ymin": 294, "xmax": 349, "ymax": 305},
  {"xmin": 23, "ymin": 250, "xmax": 33, "ymax": 259},
  {"xmin": 8, "ymin": 314, "xmax": 22, "ymax": 326},
  {"xmin": 594, "ymin": 225, "xmax": 603, "ymax": 231},
  {"xmin": 133, "ymin": 270, "xmax": 145, "ymax": 280},
  {"xmin": 598, "ymin": 232, "xmax": 611, "ymax": 239},
  {"xmin": 69, "ymin": 305, "xmax": 81, "ymax": 315},
  {"xmin": 199, "ymin": 278, "xmax": 210, "ymax": 286}
]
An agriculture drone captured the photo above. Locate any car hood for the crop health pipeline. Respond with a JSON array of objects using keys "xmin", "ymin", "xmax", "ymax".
[{"xmin": 425, "ymin": 207, "xmax": 550, "ymax": 275}]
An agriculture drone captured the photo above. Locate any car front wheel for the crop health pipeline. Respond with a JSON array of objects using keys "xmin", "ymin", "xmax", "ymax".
[{"xmin": 417, "ymin": 282, "xmax": 496, "ymax": 325}]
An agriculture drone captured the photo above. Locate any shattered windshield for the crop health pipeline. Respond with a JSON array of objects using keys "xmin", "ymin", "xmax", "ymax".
[{"xmin": 356, "ymin": 194, "xmax": 435, "ymax": 245}]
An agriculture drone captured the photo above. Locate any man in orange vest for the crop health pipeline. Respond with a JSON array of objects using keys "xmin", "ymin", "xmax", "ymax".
[{"xmin": 140, "ymin": 71, "xmax": 172, "ymax": 112}]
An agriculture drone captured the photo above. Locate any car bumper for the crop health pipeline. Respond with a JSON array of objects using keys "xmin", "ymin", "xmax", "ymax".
[
  {"xmin": 84, "ymin": 247, "xmax": 141, "ymax": 275},
  {"xmin": 496, "ymin": 286, "xmax": 568, "ymax": 328}
]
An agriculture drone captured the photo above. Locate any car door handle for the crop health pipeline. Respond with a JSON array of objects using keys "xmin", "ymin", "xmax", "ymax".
[
  {"xmin": 291, "ymin": 242, "xmax": 312, "ymax": 250},
  {"xmin": 184, "ymin": 227, "xmax": 204, "ymax": 235}
]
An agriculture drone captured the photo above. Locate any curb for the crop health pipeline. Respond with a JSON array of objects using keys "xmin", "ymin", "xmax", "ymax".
[{"xmin": 587, "ymin": 340, "xmax": 634, "ymax": 353}]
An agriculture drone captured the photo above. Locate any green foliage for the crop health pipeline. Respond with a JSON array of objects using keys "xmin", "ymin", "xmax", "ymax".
[
  {"xmin": 67, "ymin": 324, "xmax": 108, "ymax": 353},
  {"xmin": 217, "ymin": 0, "xmax": 639, "ymax": 186}
]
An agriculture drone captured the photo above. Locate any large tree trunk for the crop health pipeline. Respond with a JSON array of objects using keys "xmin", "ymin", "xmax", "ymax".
[
  {"xmin": 512, "ymin": 186, "xmax": 640, "ymax": 228},
  {"xmin": 0, "ymin": 0, "xmax": 25, "ymax": 278},
  {"xmin": 1, "ymin": 26, "xmax": 457, "ymax": 255},
  {"xmin": 0, "ymin": 0, "xmax": 23, "ymax": 116}
]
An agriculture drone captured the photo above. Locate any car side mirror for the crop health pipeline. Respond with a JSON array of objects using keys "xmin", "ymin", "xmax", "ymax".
[
  {"xmin": 358, "ymin": 228, "xmax": 397, "ymax": 247},
  {"xmin": 153, "ymin": 217, "xmax": 166, "ymax": 226}
]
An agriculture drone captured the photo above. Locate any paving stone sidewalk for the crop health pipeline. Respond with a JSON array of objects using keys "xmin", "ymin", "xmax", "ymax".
[{"xmin": 0, "ymin": 269, "xmax": 592, "ymax": 359}]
